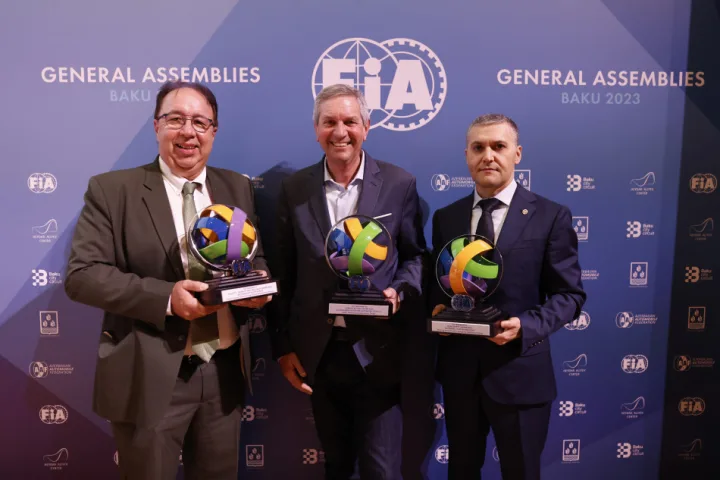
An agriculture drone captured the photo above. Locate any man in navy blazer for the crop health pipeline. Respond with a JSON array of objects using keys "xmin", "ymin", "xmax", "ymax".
[
  {"xmin": 430, "ymin": 114, "xmax": 586, "ymax": 479},
  {"xmin": 269, "ymin": 84, "xmax": 425, "ymax": 479}
]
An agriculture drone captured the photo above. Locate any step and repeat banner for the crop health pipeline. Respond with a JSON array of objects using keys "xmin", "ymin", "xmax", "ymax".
[{"xmin": 1, "ymin": 0, "xmax": 716, "ymax": 478}]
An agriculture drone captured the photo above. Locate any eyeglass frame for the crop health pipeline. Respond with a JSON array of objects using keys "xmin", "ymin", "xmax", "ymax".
[{"xmin": 156, "ymin": 112, "xmax": 216, "ymax": 133}]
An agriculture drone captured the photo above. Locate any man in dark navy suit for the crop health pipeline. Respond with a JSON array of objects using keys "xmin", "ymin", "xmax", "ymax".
[{"xmin": 430, "ymin": 114, "xmax": 586, "ymax": 479}]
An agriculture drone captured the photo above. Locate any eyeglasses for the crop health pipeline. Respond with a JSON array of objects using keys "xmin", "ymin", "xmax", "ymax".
[{"xmin": 156, "ymin": 113, "xmax": 215, "ymax": 133}]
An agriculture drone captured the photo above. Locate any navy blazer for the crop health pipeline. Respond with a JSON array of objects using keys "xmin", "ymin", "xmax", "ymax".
[
  {"xmin": 431, "ymin": 183, "xmax": 585, "ymax": 404},
  {"xmin": 269, "ymin": 153, "xmax": 426, "ymax": 385}
]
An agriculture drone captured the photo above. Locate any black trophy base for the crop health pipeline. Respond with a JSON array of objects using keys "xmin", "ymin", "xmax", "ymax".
[
  {"xmin": 195, "ymin": 272, "xmax": 279, "ymax": 306},
  {"xmin": 329, "ymin": 290, "xmax": 392, "ymax": 319},
  {"xmin": 428, "ymin": 305, "xmax": 506, "ymax": 337}
]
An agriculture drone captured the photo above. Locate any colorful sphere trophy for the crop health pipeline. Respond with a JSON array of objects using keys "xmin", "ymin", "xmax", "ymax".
[
  {"xmin": 325, "ymin": 215, "xmax": 394, "ymax": 319},
  {"xmin": 187, "ymin": 204, "xmax": 278, "ymax": 305},
  {"xmin": 428, "ymin": 234, "xmax": 506, "ymax": 336}
]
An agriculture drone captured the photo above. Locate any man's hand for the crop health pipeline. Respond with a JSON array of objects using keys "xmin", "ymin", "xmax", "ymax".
[
  {"xmin": 486, "ymin": 317, "xmax": 522, "ymax": 345},
  {"xmin": 383, "ymin": 287, "xmax": 400, "ymax": 314},
  {"xmin": 171, "ymin": 280, "xmax": 223, "ymax": 320},
  {"xmin": 231, "ymin": 270, "xmax": 273, "ymax": 309},
  {"xmin": 278, "ymin": 353, "xmax": 313, "ymax": 395}
]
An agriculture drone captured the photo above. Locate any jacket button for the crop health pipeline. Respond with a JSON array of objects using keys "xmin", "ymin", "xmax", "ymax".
[
  {"xmin": 178, "ymin": 335, "xmax": 186, "ymax": 342},
  {"xmin": 327, "ymin": 318, "xmax": 333, "ymax": 325}
]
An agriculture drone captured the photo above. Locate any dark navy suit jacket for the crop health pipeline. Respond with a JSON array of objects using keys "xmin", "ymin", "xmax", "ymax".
[
  {"xmin": 269, "ymin": 153, "xmax": 426, "ymax": 386},
  {"xmin": 431, "ymin": 183, "xmax": 586, "ymax": 405}
]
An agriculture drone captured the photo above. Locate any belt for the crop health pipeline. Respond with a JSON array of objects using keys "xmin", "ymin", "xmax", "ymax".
[{"xmin": 178, "ymin": 354, "xmax": 206, "ymax": 382}]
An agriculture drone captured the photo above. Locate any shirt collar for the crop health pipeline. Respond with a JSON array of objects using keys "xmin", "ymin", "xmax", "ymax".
[
  {"xmin": 158, "ymin": 156, "xmax": 207, "ymax": 195},
  {"xmin": 473, "ymin": 179, "xmax": 518, "ymax": 208},
  {"xmin": 324, "ymin": 151, "xmax": 365, "ymax": 187}
]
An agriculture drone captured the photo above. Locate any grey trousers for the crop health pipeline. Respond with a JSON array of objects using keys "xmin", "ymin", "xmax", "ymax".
[{"xmin": 111, "ymin": 359, "xmax": 241, "ymax": 480}]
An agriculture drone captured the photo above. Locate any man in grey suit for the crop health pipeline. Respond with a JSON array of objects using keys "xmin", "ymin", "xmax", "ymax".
[
  {"xmin": 269, "ymin": 84, "xmax": 426, "ymax": 479},
  {"xmin": 65, "ymin": 81, "xmax": 270, "ymax": 480}
]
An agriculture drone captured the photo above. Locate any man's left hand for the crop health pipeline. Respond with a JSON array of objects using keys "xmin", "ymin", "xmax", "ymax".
[
  {"xmin": 383, "ymin": 287, "xmax": 400, "ymax": 314},
  {"xmin": 231, "ymin": 270, "xmax": 273, "ymax": 309},
  {"xmin": 486, "ymin": 317, "xmax": 521, "ymax": 345}
]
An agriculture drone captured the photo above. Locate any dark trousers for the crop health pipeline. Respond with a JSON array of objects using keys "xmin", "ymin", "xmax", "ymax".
[
  {"xmin": 111, "ymin": 349, "xmax": 242, "ymax": 480},
  {"xmin": 444, "ymin": 382, "xmax": 551, "ymax": 480},
  {"xmin": 311, "ymin": 329, "xmax": 403, "ymax": 479}
]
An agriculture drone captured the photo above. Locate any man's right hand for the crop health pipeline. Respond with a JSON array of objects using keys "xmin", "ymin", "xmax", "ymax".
[
  {"xmin": 171, "ymin": 280, "xmax": 223, "ymax": 321},
  {"xmin": 278, "ymin": 352, "xmax": 313, "ymax": 395}
]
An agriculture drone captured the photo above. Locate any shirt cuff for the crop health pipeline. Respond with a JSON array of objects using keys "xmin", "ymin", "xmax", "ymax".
[{"xmin": 166, "ymin": 295, "xmax": 173, "ymax": 316}]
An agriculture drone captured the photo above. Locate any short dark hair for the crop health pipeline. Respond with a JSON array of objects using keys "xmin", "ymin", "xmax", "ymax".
[
  {"xmin": 154, "ymin": 81, "xmax": 219, "ymax": 127},
  {"xmin": 466, "ymin": 113, "xmax": 519, "ymax": 144}
]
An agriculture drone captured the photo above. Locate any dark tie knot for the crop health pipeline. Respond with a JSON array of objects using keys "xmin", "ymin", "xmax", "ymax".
[
  {"xmin": 182, "ymin": 181, "xmax": 200, "ymax": 196},
  {"xmin": 477, "ymin": 198, "xmax": 502, "ymax": 213}
]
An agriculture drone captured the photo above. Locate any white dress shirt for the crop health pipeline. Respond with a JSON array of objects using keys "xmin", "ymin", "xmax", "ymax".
[
  {"xmin": 324, "ymin": 152, "xmax": 366, "ymax": 327},
  {"xmin": 471, "ymin": 180, "xmax": 518, "ymax": 244},
  {"xmin": 159, "ymin": 157, "xmax": 238, "ymax": 355}
]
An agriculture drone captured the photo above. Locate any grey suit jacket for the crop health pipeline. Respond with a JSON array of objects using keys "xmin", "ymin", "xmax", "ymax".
[
  {"xmin": 65, "ymin": 158, "xmax": 268, "ymax": 427},
  {"xmin": 269, "ymin": 152, "xmax": 426, "ymax": 385}
]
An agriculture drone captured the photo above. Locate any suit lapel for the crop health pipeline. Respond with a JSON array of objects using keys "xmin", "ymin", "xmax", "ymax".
[
  {"xmin": 449, "ymin": 193, "xmax": 475, "ymax": 241},
  {"xmin": 307, "ymin": 159, "xmax": 332, "ymax": 240},
  {"xmin": 142, "ymin": 159, "xmax": 185, "ymax": 279},
  {"xmin": 356, "ymin": 153, "xmax": 382, "ymax": 217},
  {"xmin": 205, "ymin": 167, "xmax": 233, "ymax": 205},
  {"xmin": 496, "ymin": 185, "xmax": 536, "ymax": 253}
]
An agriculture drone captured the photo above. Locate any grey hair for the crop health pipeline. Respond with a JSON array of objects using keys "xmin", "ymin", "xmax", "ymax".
[
  {"xmin": 313, "ymin": 84, "xmax": 370, "ymax": 126},
  {"xmin": 466, "ymin": 113, "xmax": 520, "ymax": 144}
]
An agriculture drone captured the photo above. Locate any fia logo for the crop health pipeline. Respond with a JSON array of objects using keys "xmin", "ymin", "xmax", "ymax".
[
  {"xmin": 313, "ymin": 38, "xmax": 447, "ymax": 131},
  {"xmin": 434, "ymin": 445, "xmax": 450, "ymax": 464},
  {"xmin": 515, "ymin": 170, "xmax": 531, "ymax": 190},
  {"xmin": 430, "ymin": 174, "xmax": 450, "ymax": 192},
  {"xmin": 431, "ymin": 403, "xmax": 445, "ymax": 420},
  {"xmin": 30, "ymin": 361, "xmax": 49, "ymax": 378},
  {"xmin": 621, "ymin": 355, "xmax": 648, "ymax": 374},
  {"xmin": 616, "ymin": 443, "xmax": 632, "ymax": 459},
  {"xmin": 674, "ymin": 355, "xmax": 691, "ymax": 372},
  {"xmin": 39, "ymin": 311, "xmax": 59, "ymax": 335},
  {"xmin": 39, "ymin": 405, "xmax": 68, "ymax": 424},
  {"xmin": 248, "ymin": 314, "xmax": 266, "ymax": 334},
  {"xmin": 28, "ymin": 173, "xmax": 57, "ymax": 193},
  {"xmin": 565, "ymin": 311, "xmax": 590, "ymax": 331},
  {"xmin": 562, "ymin": 440, "xmax": 581, "ymax": 462},
  {"xmin": 688, "ymin": 307, "xmax": 706, "ymax": 331},
  {"xmin": 678, "ymin": 397, "xmax": 705, "ymax": 416},
  {"xmin": 690, "ymin": 173, "xmax": 717, "ymax": 193},
  {"xmin": 615, "ymin": 312, "xmax": 634, "ymax": 328},
  {"xmin": 629, "ymin": 262, "xmax": 648, "ymax": 286},
  {"xmin": 572, "ymin": 217, "xmax": 589, "ymax": 241},
  {"xmin": 246, "ymin": 445, "xmax": 264, "ymax": 468}
]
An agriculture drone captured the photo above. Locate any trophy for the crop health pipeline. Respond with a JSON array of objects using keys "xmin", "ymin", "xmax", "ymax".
[
  {"xmin": 325, "ymin": 214, "xmax": 394, "ymax": 319},
  {"xmin": 187, "ymin": 204, "xmax": 278, "ymax": 305},
  {"xmin": 428, "ymin": 234, "xmax": 506, "ymax": 336}
]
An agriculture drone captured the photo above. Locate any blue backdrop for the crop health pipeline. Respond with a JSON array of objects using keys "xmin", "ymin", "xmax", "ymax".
[{"xmin": 1, "ymin": 0, "xmax": 717, "ymax": 478}]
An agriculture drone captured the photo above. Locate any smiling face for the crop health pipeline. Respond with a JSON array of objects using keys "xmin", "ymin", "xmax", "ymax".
[
  {"xmin": 465, "ymin": 122, "xmax": 522, "ymax": 197},
  {"xmin": 153, "ymin": 87, "xmax": 217, "ymax": 180},
  {"xmin": 314, "ymin": 95, "xmax": 369, "ymax": 169}
]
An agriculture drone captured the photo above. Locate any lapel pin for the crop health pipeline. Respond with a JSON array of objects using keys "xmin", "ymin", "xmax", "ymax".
[{"xmin": 522, "ymin": 209, "xmax": 528, "ymax": 215}]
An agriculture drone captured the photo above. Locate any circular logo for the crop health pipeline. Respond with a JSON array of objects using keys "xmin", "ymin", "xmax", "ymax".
[
  {"xmin": 39, "ymin": 405, "xmax": 68, "ymax": 424},
  {"xmin": 312, "ymin": 38, "xmax": 447, "ymax": 131},
  {"xmin": 30, "ymin": 361, "xmax": 49, "ymax": 378},
  {"xmin": 187, "ymin": 204, "xmax": 258, "ymax": 273},
  {"xmin": 690, "ymin": 173, "xmax": 717, "ymax": 193},
  {"xmin": 431, "ymin": 174, "xmax": 451, "ymax": 192},
  {"xmin": 28, "ymin": 173, "xmax": 57, "ymax": 193},
  {"xmin": 674, "ymin": 355, "xmax": 691, "ymax": 372},
  {"xmin": 616, "ymin": 312, "xmax": 634, "ymax": 328},
  {"xmin": 434, "ymin": 445, "xmax": 450, "ymax": 464},
  {"xmin": 431, "ymin": 403, "xmax": 445, "ymax": 420},
  {"xmin": 565, "ymin": 311, "xmax": 591, "ymax": 331}
]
